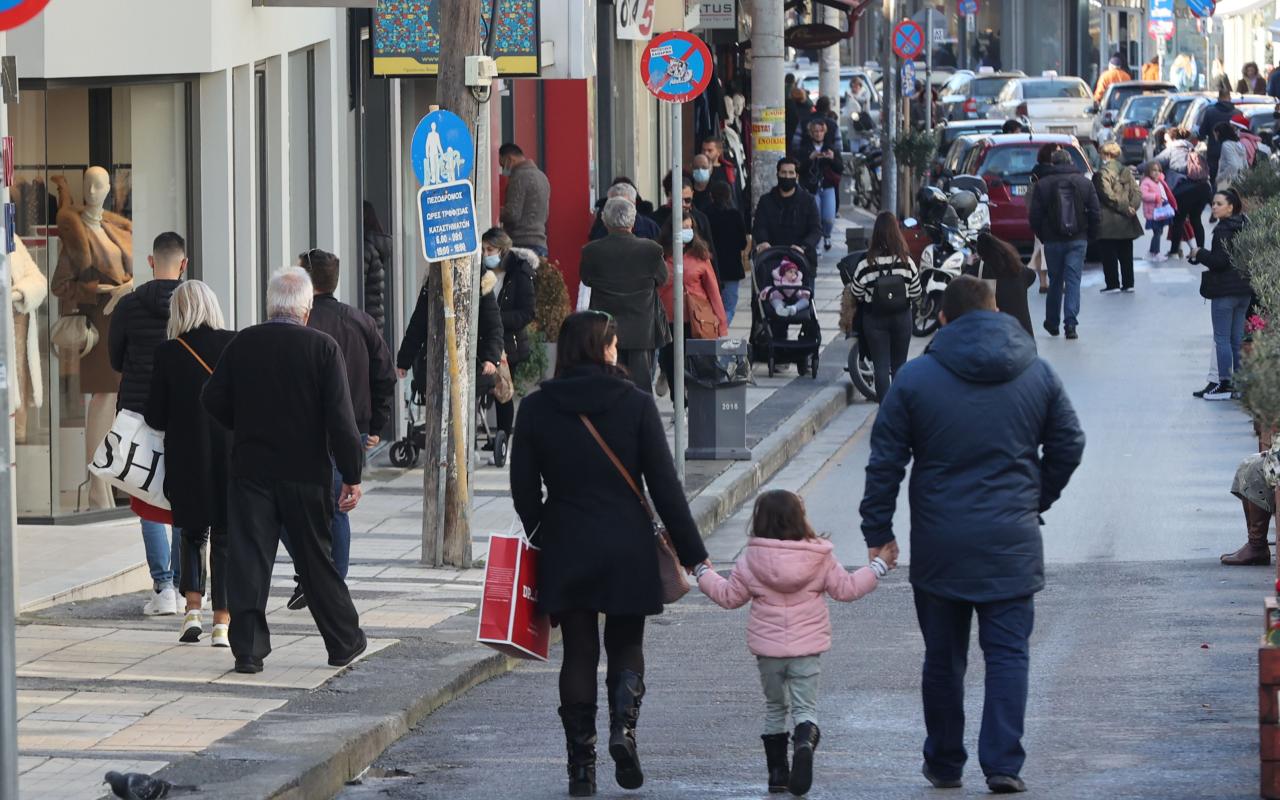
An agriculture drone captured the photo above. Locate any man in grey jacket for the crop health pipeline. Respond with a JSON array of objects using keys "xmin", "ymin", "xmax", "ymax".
[{"xmin": 499, "ymin": 143, "xmax": 551, "ymax": 256}]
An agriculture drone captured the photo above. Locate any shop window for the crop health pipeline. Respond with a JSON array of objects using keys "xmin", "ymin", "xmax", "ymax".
[
  {"xmin": 9, "ymin": 81, "xmax": 191, "ymax": 520},
  {"xmin": 255, "ymin": 65, "xmax": 269, "ymax": 317},
  {"xmin": 288, "ymin": 47, "xmax": 318, "ymax": 258}
]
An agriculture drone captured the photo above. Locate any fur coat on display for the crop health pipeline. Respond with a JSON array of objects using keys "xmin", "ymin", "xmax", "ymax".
[{"xmin": 10, "ymin": 237, "xmax": 46, "ymax": 409}]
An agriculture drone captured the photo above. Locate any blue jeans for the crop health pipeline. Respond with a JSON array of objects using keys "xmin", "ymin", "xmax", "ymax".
[
  {"xmin": 1210, "ymin": 295, "xmax": 1250, "ymax": 382},
  {"xmin": 813, "ymin": 187, "xmax": 836, "ymax": 238},
  {"xmin": 1042, "ymin": 239, "xmax": 1087, "ymax": 329},
  {"xmin": 279, "ymin": 435, "xmax": 365, "ymax": 579},
  {"xmin": 914, "ymin": 589, "xmax": 1035, "ymax": 780},
  {"xmin": 720, "ymin": 279, "xmax": 741, "ymax": 325},
  {"xmin": 141, "ymin": 519, "xmax": 181, "ymax": 591},
  {"xmin": 1146, "ymin": 220, "xmax": 1167, "ymax": 254}
]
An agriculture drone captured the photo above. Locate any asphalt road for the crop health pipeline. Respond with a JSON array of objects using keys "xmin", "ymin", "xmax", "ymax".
[{"xmin": 340, "ymin": 256, "xmax": 1268, "ymax": 800}]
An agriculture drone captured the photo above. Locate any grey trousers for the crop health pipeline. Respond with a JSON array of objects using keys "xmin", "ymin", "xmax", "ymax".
[{"xmin": 758, "ymin": 654, "xmax": 821, "ymax": 734}]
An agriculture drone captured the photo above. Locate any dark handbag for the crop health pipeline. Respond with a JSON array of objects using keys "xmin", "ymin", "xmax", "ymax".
[
  {"xmin": 870, "ymin": 266, "xmax": 910, "ymax": 314},
  {"xmin": 579, "ymin": 414, "xmax": 690, "ymax": 604}
]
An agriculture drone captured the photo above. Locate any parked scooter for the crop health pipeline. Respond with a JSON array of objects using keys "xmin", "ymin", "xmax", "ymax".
[{"xmin": 907, "ymin": 186, "xmax": 988, "ymax": 336}]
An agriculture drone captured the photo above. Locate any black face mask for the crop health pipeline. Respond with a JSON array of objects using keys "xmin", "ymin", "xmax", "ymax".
[{"xmin": 777, "ymin": 177, "xmax": 797, "ymax": 192}]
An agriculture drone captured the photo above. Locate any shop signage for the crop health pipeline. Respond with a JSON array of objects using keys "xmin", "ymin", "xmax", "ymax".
[
  {"xmin": 253, "ymin": 1, "xmax": 375, "ymax": 6},
  {"xmin": 785, "ymin": 23, "xmax": 844, "ymax": 50},
  {"xmin": 374, "ymin": 0, "xmax": 540, "ymax": 77},
  {"xmin": 892, "ymin": 20, "xmax": 925, "ymax": 60},
  {"xmin": 640, "ymin": 32, "xmax": 713, "ymax": 103},
  {"xmin": 697, "ymin": 1, "xmax": 735, "ymax": 30},
  {"xmin": 958, "ymin": 0, "xmax": 978, "ymax": 15},
  {"xmin": 617, "ymin": 0, "xmax": 657, "ymax": 40},
  {"xmin": 418, "ymin": 182, "xmax": 479, "ymax": 263},
  {"xmin": 0, "ymin": 0, "xmax": 51, "ymax": 31}
]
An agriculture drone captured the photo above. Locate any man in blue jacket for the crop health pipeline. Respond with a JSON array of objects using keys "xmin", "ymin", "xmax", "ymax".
[{"xmin": 860, "ymin": 276, "xmax": 1085, "ymax": 794}]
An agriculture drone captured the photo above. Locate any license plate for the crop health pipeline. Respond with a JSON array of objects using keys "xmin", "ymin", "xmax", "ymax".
[
  {"xmin": 1011, "ymin": 185, "xmax": 1028, "ymax": 196},
  {"xmin": 1049, "ymin": 125, "xmax": 1074, "ymax": 135}
]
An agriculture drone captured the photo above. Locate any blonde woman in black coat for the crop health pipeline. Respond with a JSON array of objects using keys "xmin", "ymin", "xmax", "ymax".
[
  {"xmin": 145, "ymin": 281, "xmax": 235, "ymax": 646},
  {"xmin": 510, "ymin": 311, "xmax": 708, "ymax": 797}
]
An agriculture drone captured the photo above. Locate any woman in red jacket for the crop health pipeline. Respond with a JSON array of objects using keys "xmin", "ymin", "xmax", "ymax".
[{"xmin": 656, "ymin": 211, "xmax": 728, "ymax": 396}]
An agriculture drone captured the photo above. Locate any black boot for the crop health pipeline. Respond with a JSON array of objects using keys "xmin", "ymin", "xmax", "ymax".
[
  {"xmin": 558, "ymin": 704, "xmax": 597, "ymax": 797},
  {"xmin": 762, "ymin": 733, "xmax": 791, "ymax": 793},
  {"xmin": 607, "ymin": 670, "xmax": 645, "ymax": 790},
  {"xmin": 788, "ymin": 722, "xmax": 821, "ymax": 796}
]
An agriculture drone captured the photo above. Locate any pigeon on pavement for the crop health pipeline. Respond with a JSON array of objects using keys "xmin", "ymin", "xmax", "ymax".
[{"xmin": 103, "ymin": 771, "xmax": 195, "ymax": 800}]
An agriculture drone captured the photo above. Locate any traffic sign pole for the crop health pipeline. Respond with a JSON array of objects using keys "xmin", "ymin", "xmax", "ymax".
[
  {"xmin": 925, "ymin": 8, "xmax": 933, "ymax": 131},
  {"xmin": 672, "ymin": 100, "xmax": 685, "ymax": 484}
]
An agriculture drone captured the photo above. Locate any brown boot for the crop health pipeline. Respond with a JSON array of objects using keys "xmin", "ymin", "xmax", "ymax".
[{"xmin": 1222, "ymin": 499, "xmax": 1272, "ymax": 566}]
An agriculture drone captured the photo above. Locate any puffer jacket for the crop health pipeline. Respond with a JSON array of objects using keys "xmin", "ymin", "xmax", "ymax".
[
  {"xmin": 363, "ymin": 230, "xmax": 391, "ymax": 332},
  {"xmin": 1191, "ymin": 213, "xmax": 1254, "ymax": 299},
  {"xmin": 108, "ymin": 278, "xmax": 180, "ymax": 413},
  {"xmin": 697, "ymin": 537, "xmax": 879, "ymax": 658},
  {"xmin": 496, "ymin": 248, "xmax": 537, "ymax": 364}
]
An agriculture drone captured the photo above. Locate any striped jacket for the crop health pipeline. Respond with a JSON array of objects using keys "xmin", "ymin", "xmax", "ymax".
[{"xmin": 847, "ymin": 255, "xmax": 922, "ymax": 306}]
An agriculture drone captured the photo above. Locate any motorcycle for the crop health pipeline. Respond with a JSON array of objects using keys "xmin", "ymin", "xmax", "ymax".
[{"xmin": 910, "ymin": 221, "xmax": 970, "ymax": 337}]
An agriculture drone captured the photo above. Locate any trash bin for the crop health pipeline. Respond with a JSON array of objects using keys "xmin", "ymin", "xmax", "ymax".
[{"xmin": 684, "ymin": 338, "xmax": 751, "ymax": 461}]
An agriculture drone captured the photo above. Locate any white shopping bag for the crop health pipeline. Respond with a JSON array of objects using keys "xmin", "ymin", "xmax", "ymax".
[{"xmin": 89, "ymin": 409, "xmax": 170, "ymax": 509}]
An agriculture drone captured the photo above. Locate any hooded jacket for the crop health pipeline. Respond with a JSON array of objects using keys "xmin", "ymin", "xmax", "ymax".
[
  {"xmin": 108, "ymin": 278, "xmax": 180, "ymax": 413},
  {"xmin": 860, "ymin": 311, "xmax": 1085, "ymax": 602},
  {"xmin": 1027, "ymin": 163, "xmax": 1102, "ymax": 243},
  {"xmin": 1190, "ymin": 213, "xmax": 1253, "ymax": 299},
  {"xmin": 698, "ymin": 537, "xmax": 879, "ymax": 658},
  {"xmin": 510, "ymin": 365, "xmax": 707, "ymax": 616}
]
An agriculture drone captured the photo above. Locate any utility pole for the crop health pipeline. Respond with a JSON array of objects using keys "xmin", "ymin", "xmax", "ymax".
[
  {"xmin": 880, "ymin": 0, "xmax": 898, "ymax": 216},
  {"xmin": 421, "ymin": 0, "xmax": 483, "ymax": 568},
  {"xmin": 749, "ymin": 0, "xmax": 786, "ymax": 214},
  {"xmin": 819, "ymin": 4, "xmax": 842, "ymax": 116},
  {"xmin": 0, "ymin": 30, "xmax": 18, "ymax": 800}
]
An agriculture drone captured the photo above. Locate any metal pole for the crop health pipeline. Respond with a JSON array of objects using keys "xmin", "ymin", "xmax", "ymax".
[
  {"xmin": 672, "ymin": 101, "xmax": 685, "ymax": 485},
  {"xmin": 881, "ymin": 0, "xmax": 898, "ymax": 215},
  {"xmin": 925, "ymin": 7, "xmax": 933, "ymax": 131},
  {"xmin": 749, "ymin": 0, "xmax": 786, "ymax": 214}
]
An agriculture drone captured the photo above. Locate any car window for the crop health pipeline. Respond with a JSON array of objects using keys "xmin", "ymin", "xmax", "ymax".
[
  {"xmin": 1165, "ymin": 98, "xmax": 1194, "ymax": 125},
  {"xmin": 944, "ymin": 74, "xmax": 971, "ymax": 95},
  {"xmin": 1107, "ymin": 86, "xmax": 1162, "ymax": 110},
  {"xmin": 979, "ymin": 144, "xmax": 1088, "ymax": 179},
  {"xmin": 945, "ymin": 139, "xmax": 976, "ymax": 172},
  {"xmin": 972, "ymin": 77, "xmax": 1013, "ymax": 99},
  {"xmin": 1119, "ymin": 95, "xmax": 1166, "ymax": 124},
  {"xmin": 1022, "ymin": 80, "xmax": 1089, "ymax": 100}
]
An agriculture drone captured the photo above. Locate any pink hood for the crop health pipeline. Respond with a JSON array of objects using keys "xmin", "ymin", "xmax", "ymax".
[{"xmin": 697, "ymin": 537, "xmax": 879, "ymax": 658}]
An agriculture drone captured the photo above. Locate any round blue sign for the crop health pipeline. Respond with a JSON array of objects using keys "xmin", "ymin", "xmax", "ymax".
[
  {"xmin": 411, "ymin": 110, "xmax": 475, "ymax": 187},
  {"xmin": 958, "ymin": 0, "xmax": 978, "ymax": 16}
]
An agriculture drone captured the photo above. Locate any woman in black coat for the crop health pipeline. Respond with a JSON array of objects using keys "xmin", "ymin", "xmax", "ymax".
[
  {"xmin": 1189, "ymin": 188, "xmax": 1253, "ymax": 399},
  {"xmin": 975, "ymin": 232, "xmax": 1037, "ymax": 339},
  {"xmin": 144, "ymin": 281, "xmax": 235, "ymax": 646},
  {"xmin": 481, "ymin": 228, "xmax": 536, "ymax": 438},
  {"xmin": 510, "ymin": 311, "xmax": 708, "ymax": 797},
  {"xmin": 703, "ymin": 181, "xmax": 748, "ymax": 323}
]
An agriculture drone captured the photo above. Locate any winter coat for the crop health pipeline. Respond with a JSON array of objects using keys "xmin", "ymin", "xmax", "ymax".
[
  {"xmin": 108, "ymin": 278, "xmax": 180, "ymax": 413},
  {"xmin": 362, "ymin": 230, "xmax": 391, "ymax": 332},
  {"xmin": 307, "ymin": 294, "xmax": 396, "ymax": 436},
  {"xmin": 1141, "ymin": 62, "xmax": 1161, "ymax": 82},
  {"xmin": 658, "ymin": 253, "xmax": 727, "ymax": 337},
  {"xmin": 1199, "ymin": 101, "xmax": 1236, "ymax": 172},
  {"xmin": 752, "ymin": 186, "xmax": 823, "ymax": 263},
  {"xmin": 704, "ymin": 204, "xmax": 748, "ymax": 282},
  {"xmin": 590, "ymin": 205, "xmax": 662, "ymax": 242},
  {"xmin": 500, "ymin": 160, "xmax": 550, "ymax": 250},
  {"xmin": 1093, "ymin": 67, "xmax": 1132, "ymax": 103},
  {"xmin": 50, "ymin": 208, "xmax": 131, "ymax": 394},
  {"xmin": 993, "ymin": 265, "xmax": 1038, "ymax": 338},
  {"xmin": 697, "ymin": 537, "xmax": 879, "ymax": 658},
  {"xmin": 496, "ymin": 248, "xmax": 537, "ymax": 365},
  {"xmin": 1216, "ymin": 140, "xmax": 1248, "ymax": 190},
  {"xmin": 579, "ymin": 231, "xmax": 669, "ymax": 350},
  {"xmin": 145, "ymin": 326, "xmax": 234, "ymax": 531},
  {"xmin": 1238, "ymin": 76, "xmax": 1266, "ymax": 95},
  {"xmin": 510, "ymin": 365, "xmax": 708, "ymax": 616},
  {"xmin": 1190, "ymin": 213, "xmax": 1254, "ymax": 299},
  {"xmin": 1095, "ymin": 159, "xmax": 1144, "ymax": 241},
  {"xmin": 1154, "ymin": 139, "xmax": 1196, "ymax": 182},
  {"xmin": 397, "ymin": 275, "xmax": 504, "ymax": 373},
  {"xmin": 9, "ymin": 237, "xmax": 46, "ymax": 410},
  {"xmin": 1027, "ymin": 163, "xmax": 1101, "ymax": 243},
  {"xmin": 1139, "ymin": 175, "xmax": 1176, "ymax": 220},
  {"xmin": 794, "ymin": 139, "xmax": 844, "ymax": 196},
  {"xmin": 860, "ymin": 310, "xmax": 1085, "ymax": 603},
  {"xmin": 651, "ymin": 204, "xmax": 720, "ymax": 277}
]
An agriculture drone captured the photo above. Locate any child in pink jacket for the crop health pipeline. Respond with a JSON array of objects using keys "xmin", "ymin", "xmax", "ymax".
[{"xmin": 695, "ymin": 490, "xmax": 892, "ymax": 796}]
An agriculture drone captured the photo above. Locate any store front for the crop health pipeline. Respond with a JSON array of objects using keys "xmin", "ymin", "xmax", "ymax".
[
  {"xmin": 9, "ymin": 79, "xmax": 193, "ymax": 521},
  {"xmin": 913, "ymin": 0, "xmax": 1072, "ymax": 78}
]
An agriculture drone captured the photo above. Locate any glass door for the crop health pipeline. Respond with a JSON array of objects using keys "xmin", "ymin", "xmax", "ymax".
[{"xmin": 1100, "ymin": 4, "xmax": 1146, "ymax": 80}]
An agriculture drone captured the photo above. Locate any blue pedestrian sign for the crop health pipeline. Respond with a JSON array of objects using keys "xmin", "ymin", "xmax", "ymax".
[
  {"xmin": 958, "ymin": 0, "xmax": 978, "ymax": 15},
  {"xmin": 418, "ymin": 180, "xmax": 479, "ymax": 263},
  {"xmin": 1149, "ymin": 0, "xmax": 1173, "ymax": 21},
  {"xmin": 411, "ymin": 109, "xmax": 474, "ymax": 187},
  {"xmin": 902, "ymin": 61, "xmax": 917, "ymax": 98}
]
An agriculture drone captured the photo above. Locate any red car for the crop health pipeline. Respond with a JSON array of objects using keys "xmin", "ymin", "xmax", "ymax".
[{"xmin": 955, "ymin": 133, "xmax": 1092, "ymax": 253}]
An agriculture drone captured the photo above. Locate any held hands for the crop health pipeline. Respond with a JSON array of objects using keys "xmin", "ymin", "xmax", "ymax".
[
  {"xmin": 868, "ymin": 540, "xmax": 900, "ymax": 570},
  {"xmin": 688, "ymin": 558, "xmax": 714, "ymax": 577},
  {"xmin": 338, "ymin": 483, "xmax": 362, "ymax": 513}
]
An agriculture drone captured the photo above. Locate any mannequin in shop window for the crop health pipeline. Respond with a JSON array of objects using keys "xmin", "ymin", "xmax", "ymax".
[
  {"xmin": 10, "ymin": 236, "xmax": 47, "ymax": 442},
  {"xmin": 51, "ymin": 166, "xmax": 133, "ymax": 510}
]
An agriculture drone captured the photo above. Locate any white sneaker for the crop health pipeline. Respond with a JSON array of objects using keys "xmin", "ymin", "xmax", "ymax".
[
  {"xmin": 143, "ymin": 586, "xmax": 178, "ymax": 617},
  {"xmin": 210, "ymin": 623, "xmax": 230, "ymax": 648},
  {"xmin": 179, "ymin": 610, "xmax": 203, "ymax": 643}
]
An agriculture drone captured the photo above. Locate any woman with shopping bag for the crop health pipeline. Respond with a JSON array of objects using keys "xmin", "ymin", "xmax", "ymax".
[{"xmin": 509, "ymin": 310, "xmax": 709, "ymax": 797}]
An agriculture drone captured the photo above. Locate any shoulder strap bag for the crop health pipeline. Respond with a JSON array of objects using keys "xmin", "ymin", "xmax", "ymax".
[
  {"xmin": 578, "ymin": 414, "xmax": 690, "ymax": 603},
  {"xmin": 176, "ymin": 336, "xmax": 214, "ymax": 375}
]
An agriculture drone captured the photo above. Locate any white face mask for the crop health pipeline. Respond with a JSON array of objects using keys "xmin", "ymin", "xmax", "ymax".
[
  {"xmin": 692, "ymin": 168, "xmax": 711, "ymax": 183},
  {"xmin": 679, "ymin": 228, "xmax": 695, "ymax": 244},
  {"xmin": 483, "ymin": 254, "xmax": 501, "ymax": 269}
]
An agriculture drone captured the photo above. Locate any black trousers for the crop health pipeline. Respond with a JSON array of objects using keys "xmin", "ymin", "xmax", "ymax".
[
  {"xmin": 558, "ymin": 611, "xmax": 646, "ymax": 707},
  {"xmin": 227, "ymin": 477, "xmax": 363, "ymax": 663},
  {"xmin": 179, "ymin": 526, "xmax": 228, "ymax": 611},
  {"xmin": 618, "ymin": 348, "xmax": 655, "ymax": 394},
  {"xmin": 1170, "ymin": 182, "xmax": 1211, "ymax": 252},
  {"xmin": 1097, "ymin": 238, "xmax": 1135, "ymax": 290},
  {"xmin": 862, "ymin": 309, "xmax": 912, "ymax": 402}
]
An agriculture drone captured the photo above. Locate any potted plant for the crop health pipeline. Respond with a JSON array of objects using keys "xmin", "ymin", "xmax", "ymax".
[{"xmin": 523, "ymin": 255, "xmax": 571, "ymax": 389}]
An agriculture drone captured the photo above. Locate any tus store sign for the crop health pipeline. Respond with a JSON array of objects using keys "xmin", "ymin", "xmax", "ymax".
[{"xmin": 0, "ymin": 0, "xmax": 51, "ymax": 30}]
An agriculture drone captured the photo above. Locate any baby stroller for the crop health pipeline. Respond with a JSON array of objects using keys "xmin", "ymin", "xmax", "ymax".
[
  {"xmin": 750, "ymin": 246, "xmax": 822, "ymax": 378},
  {"xmin": 387, "ymin": 351, "xmax": 509, "ymax": 469}
]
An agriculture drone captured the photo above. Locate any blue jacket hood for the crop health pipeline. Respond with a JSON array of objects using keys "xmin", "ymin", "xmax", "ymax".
[{"xmin": 928, "ymin": 310, "xmax": 1037, "ymax": 384}]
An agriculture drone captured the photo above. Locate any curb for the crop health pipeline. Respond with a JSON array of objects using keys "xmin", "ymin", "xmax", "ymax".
[{"xmin": 21, "ymin": 561, "xmax": 151, "ymax": 614}]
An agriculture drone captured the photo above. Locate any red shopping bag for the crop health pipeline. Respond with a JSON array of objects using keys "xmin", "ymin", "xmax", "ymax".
[{"xmin": 476, "ymin": 532, "xmax": 550, "ymax": 661}]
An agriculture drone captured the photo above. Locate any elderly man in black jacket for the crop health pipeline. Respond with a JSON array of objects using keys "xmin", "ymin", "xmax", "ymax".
[
  {"xmin": 860, "ymin": 277, "xmax": 1085, "ymax": 795},
  {"xmin": 753, "ymin": 157, "xmax": 823, "ymax": 267},
  {"xmin": 580, "ymin": 197, "xmax": 669, "ymax": 393},
  {"xmin": 203, "ymin": 267, "xmax": 367, "ymax": 674}
]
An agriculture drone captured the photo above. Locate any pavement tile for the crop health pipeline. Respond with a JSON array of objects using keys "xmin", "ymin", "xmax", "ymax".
[
  {"xmin": 213, "ymin": 637, "xmax": 396, "ymax": 689},
  {"xmin": 358, "ymin": 601, "xmax": 472, "ymax": 629},
  {"xmin": 19, "ymin": 756, "xmax": 168, "ymax": 800}
]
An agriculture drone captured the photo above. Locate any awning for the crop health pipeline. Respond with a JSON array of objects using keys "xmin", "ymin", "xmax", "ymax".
[{"xmin": 1212, "ymin": 0, "xmax": 1274, "ymax": 18}]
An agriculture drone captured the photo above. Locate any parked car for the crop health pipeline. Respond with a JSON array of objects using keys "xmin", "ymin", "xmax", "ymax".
[
  {"xmin": 993, "ymin": 76, "xmax": 1094, "ymax": 141},
  {"xmin": 1178, "ymin": 93, "xmax": 1273, "ymax": 139},
  {"xmin": 931, "ymin": 120, "xmax": 1008, "ymax": 181},
  {"xmin": 934, "ymin": 133, "xmax": 997, "ymax": 187},
  {"xmin": 955, "ymin": 132, "xmax": 1091, "ymax": 253},
  {"xmin": 1243, "ymin": 105, "xmax": 1280, "ymax": 148},
  {"xmin": 1106, "ymin": 93, "xmax": 1171, "ymax": 164},
  {"xmin": 937, "ymin": 69, "xmax": 1025, "ymax": 121},
  {"xmin": 1090, "ymin": 81, "xmax": 1174, "ymax": 143},
  {"xmin": 1145, "ymin": 92, "xmax": 1208, "ymax": 160}
]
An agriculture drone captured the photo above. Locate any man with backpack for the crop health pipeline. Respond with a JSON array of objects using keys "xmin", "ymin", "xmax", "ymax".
[{"xmin": 1027, "ymin": 150, "xmax": 1101, "ymax": 340}]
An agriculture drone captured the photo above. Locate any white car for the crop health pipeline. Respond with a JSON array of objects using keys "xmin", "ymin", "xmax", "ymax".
[{"xmin": 993, "ymin": 76, "xmax": 1095, "ymax": 142}]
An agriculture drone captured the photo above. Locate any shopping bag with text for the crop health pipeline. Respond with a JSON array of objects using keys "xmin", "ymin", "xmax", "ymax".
[{"xmin": 477, "ymin": 532, "xmax": 550, "ymax": 661}]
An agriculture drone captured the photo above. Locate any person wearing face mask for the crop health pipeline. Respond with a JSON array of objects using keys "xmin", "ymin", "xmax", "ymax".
[
  {"xmin": 690, "ymin": 154, "xmax": 726, "ymax": 213},
  {"xmin": 652, "ymin": 172, "xmax": 721, "ymax": 279},
  {"xmin": 498, "ymin": 142, "xmax": 551, "ymax": 257},
  {"xmin": 655, "ymin": 211, "xmax": 728, "ymax": 397},
  {"xmin": 480, "ymin": 228, "xmax": 536, "ymax": 441},
  {"xmin": 753, "ymin": 158, "xmax": 823, "ymax": 269}
]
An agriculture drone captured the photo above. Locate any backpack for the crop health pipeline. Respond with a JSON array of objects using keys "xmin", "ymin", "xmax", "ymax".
[
  {"xmin": 1049, "ymin": 178, "xmax": 1084, "ymax": 239},
  {"xmin": 870, "ymin": 265, "xmax": 910, "ymax": 314},
  {"xmin": 1185, "ymin": 149, "xmax": 1208, "ymax": 181}
]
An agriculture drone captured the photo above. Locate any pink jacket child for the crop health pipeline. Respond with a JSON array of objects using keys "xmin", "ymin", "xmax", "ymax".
[{"xmin": 1139, "ymin": 174, "xmax": 1176, "ymax": 221}]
